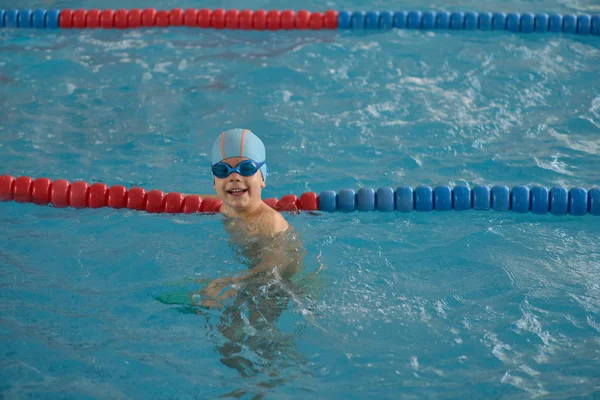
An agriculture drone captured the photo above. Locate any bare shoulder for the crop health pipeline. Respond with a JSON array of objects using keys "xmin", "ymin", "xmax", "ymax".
[{"xmin": 257, "ymin": 203, "xmax": 289, "ymax": 236}]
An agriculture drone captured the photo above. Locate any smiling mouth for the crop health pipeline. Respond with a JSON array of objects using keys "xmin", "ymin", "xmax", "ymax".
[{"xmin": 227, "ymin": 188, "xmax": 248, "ymax": 195}]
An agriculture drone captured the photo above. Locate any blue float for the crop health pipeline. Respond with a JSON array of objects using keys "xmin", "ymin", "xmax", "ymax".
[
  {"xmin": 434, "ymin": 186, "xmax": 452, "ymax": 211},
  {"xmin": 395, "ymin": 186, "xmax": 414, "ymax": 213},
  {"xmin": 319, "ymin": 190, "xmax": 337, "ymax": 212},
  {"xmin": 5, "ymin": 9, "xmax": 19, "ymax": 28},
  {"xmin": 507, "ymin": 13, "xmax": 520, "ymax": 32},
  {"xmin": 521, "ymin": 13, "xmax": 534, "ymax": 33},
  {"xmin": 450, "ymin": 12, "xmax": 464, "ymax": 30},
  {"xmin": 563, "ymin": 14, "xmax": 577, "ymax": 33},
  {"xmin": 593, "ymin": 15, "xmax": 600, "ymax": 35},
  {"xmin": 569, "ymin": 188, "xmax": 588, "ymax": 216},
  {"xmin": 379, "ymin": 11, "xmax": 393, "ymax": 29},
  {"xmin": 338, "ymin": 10, "xmax": 351, "ymax": 29},
  {"xmin": 577, "ymin": 15, "xmax": 591, "ymax": 34},
  {"xmin": 376, "ymin": 187, "xmax": 395, "ymax": 212},
  {"xmin": 32, "ymin": 9, "xmax": 45, "ymax": 28},
  {"xmin": 492, "ymin": 185, "xmax": 510, "ymax": 211},
  {"xmin": 589, "ymin": 188, "xmax": 600, "ymax": 215},
  {"xmin": 407, "ymin": 11, "xmax": 422, "ymax": 29},
  {"xmin": 535, "ymin": 13, "xmax": 549, "ymax": 32},
  {"xmin": 435, "ymin": 11, "xmax": 450, "ymax": 29},
  {"xmin": 46, "ymin": 9, "xmax": 60, "ymax": 29},
  {"xmin": 453, "ymin": 185, "xmax": 471, "ymax": 211},
  {"xmin": 18, "ymin": 9, "xmax": 32, "ymax": 28},
  {"xmin": 511, "ymin": 185, "xmax": 530, "ymax": 213},
  {"xmin": 473, "ymin": 185, "xmax": 491, "ymax": 210},
  {"xmin": 357, "ymin": 188, "xmax": 375, "ymax": 211},
  {"xmin": 414, "ymin": 186, "xmax": 433, "ymax": 212},
  {"xmin": 465, "ymin": 12, "xmax": 478, "ymax": 30},
  {"xmin": 479, "ymin": 12, "xmax": 493, "ymax": 30},
  {"xmin": 365, "ymin": 11, "xmax": 379, "ymax": 29},
  {"xmin": 393, "ymin": 11, "xmax": 407, "ymax": 28},
  {"xmin": 530, "ymin": 186, "xmax": 549, "ymax": 214},
  {"xmin": 550, "ymin": 186, "xmax": 569, "ymax": 215},
  {"xmin": 492, "ymin": 12, "xmax": 507, "ymax": 30},
  {"xmin": 549, "ymin": 14, "xmax": 563, "ymax": 32},
  {"xmin": 422, "ymin": 11, "xmax": 435, "ymax": 29},
  {"xmin": 338, "ymin": 189, "xmax": 356, "ymax": 212},
  {"xmin": 351, "ymin": 11, "xmax": 366, "ymax": 29}
]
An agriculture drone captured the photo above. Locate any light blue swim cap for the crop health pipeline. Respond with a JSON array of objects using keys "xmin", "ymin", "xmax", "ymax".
[{"xmin": 211, "ymin": 128, "xmax": 268, "ymax": 181}]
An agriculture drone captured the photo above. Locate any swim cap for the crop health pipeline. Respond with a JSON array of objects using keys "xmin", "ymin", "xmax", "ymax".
[{"xmin": 211, "ymin": 128, "xmax": 268, "ymax": 181}]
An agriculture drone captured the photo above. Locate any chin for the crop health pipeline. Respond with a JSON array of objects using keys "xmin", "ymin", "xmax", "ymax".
[{"xmin": 225, "ymin": 194, "xmax": 250, "ymax": 208}]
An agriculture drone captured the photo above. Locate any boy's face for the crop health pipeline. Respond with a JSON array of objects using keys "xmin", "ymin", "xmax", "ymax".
[{"xmin": 213, "ymin": 157, "xmax": 265, "ymax": 210}]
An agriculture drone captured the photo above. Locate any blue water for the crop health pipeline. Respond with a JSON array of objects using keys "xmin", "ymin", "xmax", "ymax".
[{"xmin": 1, "ymin": 0, "xmax": 600, "ymax": 398}]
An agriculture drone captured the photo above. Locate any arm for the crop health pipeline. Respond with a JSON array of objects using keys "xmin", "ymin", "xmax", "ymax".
[
  {"xmin": 204, "ymin": 242, "xmax": 289, "ymax": 289},
  {"xmin": 200, "ymin": 227, "xmax": 299, "ymax": 308}
]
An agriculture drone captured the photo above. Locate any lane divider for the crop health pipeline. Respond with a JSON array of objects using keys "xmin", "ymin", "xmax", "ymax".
[
  {"xmin": 0, "ymin": 8, "xmax": 598, "ymax": 35},
  {"xmin": 1, "ymin": 175, "xmax": 598, "ymax": 215}
]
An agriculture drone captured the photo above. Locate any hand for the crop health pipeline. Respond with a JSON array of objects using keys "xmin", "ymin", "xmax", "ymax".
[{"xmin": 194, "ymin": 277, "xmax": 238, "ymax": 309}]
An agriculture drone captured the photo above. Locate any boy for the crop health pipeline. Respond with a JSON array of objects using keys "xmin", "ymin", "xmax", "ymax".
[
  {"xmin": 197, "ymin": 128, "xmax": 303, "ymax": 307},
  {"xmin": 208, "ymin": 128, "xmax": 289, "ymax": 236}
]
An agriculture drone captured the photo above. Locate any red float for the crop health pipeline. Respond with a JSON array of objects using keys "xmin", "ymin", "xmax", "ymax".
[
  {"xmin": 280, "ymin": 10, "xmax": 295, "ymax": 29},
  {"xmin": 309, "ymin": 12, "xmax": 324, "ymax": 30},
  {"xmin": 155, "ymin": 10, "xmax": 170, "ymax": 27},
  {"xmin": 89, "ymin": 183, "xmax": 109, "ymax": 208},
  {"xmin": 197, "ymin": 8, "xmax": 212, "ymax": 28},
  {"xmin": 267, "ymin": 10, "xmax": 281, "ymax": 30},
  {"xmin": 13, "ymin": 176, "xmax": 33, "ymax": 203},
  {"xmin": 100, "ymin": 9, "xmax": 115, "ymax": 29},
  {"xmin": 108, "ymin": 185, "xmax": 128, "ymax": 208},
  {"xmin": 225, "ymin": 9, "xmax": 240, "ymax": 29},
  {"xmin": 0, "ymin": 175, "xmax": 15, "ymax": 201},
  {"xmin": 182, "ymin": 195, "xmax": 202, "ymax": 213},
  {"xmin": 50, "ymin": 179, "xmax": 70, "ymax": 208},
  {"xmin": 165, "ymin": 192, "xmax": 184, "ymax": 213},
  {"xmin": 212, "ymin": 9, "xmax": 226, "ymax": 29},
  {"xmin": 141, "ymin": 8, "xmax": 157, "ymax": 27},
  {"xmin": 146, "ymin": 190, "xmax": 166, "ymax": 213},
  {"xmin": 128, "ymin": 8, "xmax": 142, "ymax": 28},
  {"xmin": 183, "ymin": 8, "xmax": 198, "ymax": 27},
  {"xmin": 72, "ymin": 9, "xmax": 87, "ymax": 28},
  {"xmin": 324, "ymin": 10, "xmax": 338, "ymax": 29},
  {"xmin": 169, "ymin": 8, "xmax": 184, "ymax": 26},
  {"xmin": 86, "ymin": 9, "xmax": 101, "ymax": 28},
  {"xmin": 127, "ymin": 187, "xmax": 147, "ymax": 210},
  {"xmin": 32, "ymin": 178, "xmax": 52, "ymax": 205},
  {"xmin": 70, "ymin": 181, "xmax": 90, "ymax": 209},
  {"xmin": 253, "ymin": 10, "xmax": 267, "ymax": 30},
  {"xmin": 59, "ymin": 9, "xmax": 74, "ymax": 28},
  {"xmin": 299, "ymin": 192, "xmax": 319, "ymax": 210},
  {"xmin": 239, "ymin": 10, "xmax": 254, "ymax": 29},
  {"xmin": 200, "ymin": 198, "xmax": 223, "ymax": 212},
  {"xmin": 296, "ymin": 10, "xmax": 311, "ymax": 29},
  {"xmin": 277, "ymin": 194, "xmax": 299, "ymax": 211},
  {"xmin": 114, "ymin": 9, "xmax": 128, "ymax": 29}
]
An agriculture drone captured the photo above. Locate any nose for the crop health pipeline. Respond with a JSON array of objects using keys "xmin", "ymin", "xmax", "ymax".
[{"xmin": 228, "ymin": 173, "xmax": 242, "ymax": 181}]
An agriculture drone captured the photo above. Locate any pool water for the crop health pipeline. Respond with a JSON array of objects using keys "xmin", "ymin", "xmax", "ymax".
[{"xmin": 1, "ymin": 0, "xmax": 600, "ymax": 398}]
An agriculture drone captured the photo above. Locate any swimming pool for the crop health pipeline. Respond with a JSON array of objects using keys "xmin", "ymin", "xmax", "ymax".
[{"xmin": 1, "ymin": 0, "xmax": 600, "ymax": 398}]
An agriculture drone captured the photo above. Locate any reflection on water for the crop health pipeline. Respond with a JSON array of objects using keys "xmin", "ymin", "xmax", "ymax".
[{"xmin": 202, "ymin": 275, "xmax": 308, "ymax": 398}]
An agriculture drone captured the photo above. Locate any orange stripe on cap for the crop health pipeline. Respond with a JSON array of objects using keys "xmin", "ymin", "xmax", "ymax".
[
  {"xmin": 239, "ymin": 129, "xmax": 248, "ymax": 157},
  {"xmin": 220, "ymin": 132, "xmax": 226, "ymax": 159}
]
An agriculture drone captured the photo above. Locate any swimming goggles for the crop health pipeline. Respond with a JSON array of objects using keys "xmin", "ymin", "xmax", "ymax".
[{"xmin": 211, "ymin": 160, "xmax": 266, "ymax": 179}]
